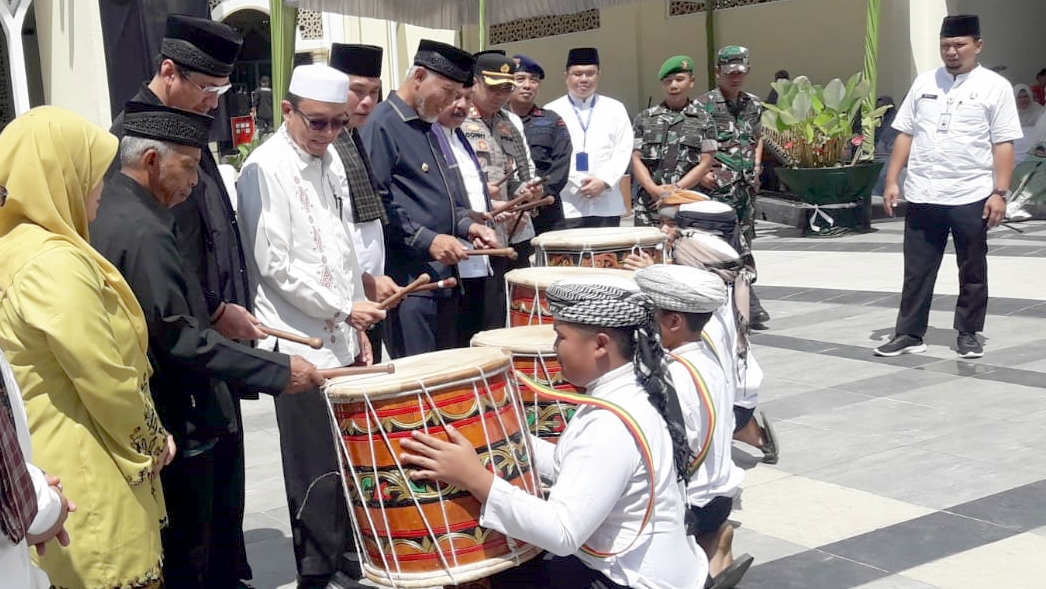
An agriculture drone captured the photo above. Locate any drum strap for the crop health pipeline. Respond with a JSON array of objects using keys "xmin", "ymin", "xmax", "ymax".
[
  {"xmin": 515, "ymin": 370, "xmax": 654, "ymax": 559},
  {"xmin": 668, "ymin": 353, "xmax": 717, "ymax": 479}
]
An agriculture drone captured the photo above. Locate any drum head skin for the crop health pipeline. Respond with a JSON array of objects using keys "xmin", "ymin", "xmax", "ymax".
[
  {"xmin": 532, "ymin": 226, "xmax": 666, "ymax": 249},
  {"xmin": 326, "ymin": 347, "xmax": 510, "ymax": 399},
  {"xmin": 471, "ymin": 324, "xmax": 557, "ymax": 354},
  {"xmin": 505, "ymin": 266, "xmax": 634, "ymax": 289}
]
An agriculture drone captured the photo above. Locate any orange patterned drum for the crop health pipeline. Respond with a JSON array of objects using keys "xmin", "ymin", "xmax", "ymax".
[
  {"xmin": 324, "ymin": 348, "xmax": 542, "ymax": 588},
  {"xmin": 471, "ymin": 324, "xmax": 578, "ymax": 442},
  {"xmin": 504, "ymin": 266, "xmax": 635, "ymax": 327},
  {"xmin": 532, "ymin": 227, "xmax": 666, "ymax": 268}
]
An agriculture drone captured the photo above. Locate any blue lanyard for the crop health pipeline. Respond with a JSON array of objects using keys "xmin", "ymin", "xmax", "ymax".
[{"xmin": 568, "ymin": 94, "xmax": 597, "ymax": 150}]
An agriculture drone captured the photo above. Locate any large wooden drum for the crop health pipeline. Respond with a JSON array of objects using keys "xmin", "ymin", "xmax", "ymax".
[
  {"xmin": 325, "ymin": 348, "xmax": 542, "ymax": 588},
  {"xmin": 471, "ymin": 324, "xmax": 578, "ymax": 443},
  {"xmin": 504, "ymin": 266, "xmax": 634, "ymax": 327},
  {"xmin": 531, "ymin": 226, "xmax": 666, "ymax": 268}
]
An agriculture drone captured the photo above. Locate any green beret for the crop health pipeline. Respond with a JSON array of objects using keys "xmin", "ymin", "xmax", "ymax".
[{"xmin": 658, "ymin": 55, "xmax": 695, "ymax": 80}]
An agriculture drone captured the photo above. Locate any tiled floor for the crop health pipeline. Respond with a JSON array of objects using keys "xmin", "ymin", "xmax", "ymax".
[{"xmin": 241, "ymin": 217, "xmax": 1046, "ymax": 589}]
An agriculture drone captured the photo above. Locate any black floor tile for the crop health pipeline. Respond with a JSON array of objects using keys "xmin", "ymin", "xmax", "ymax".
[
  {"xmin": 817, "ymin": 511, "xmax": 1015, "ymax": 573},
  {"xmin": 970, "ymin": 366, "xmax": 1046, "ymax": 389},
  {"xmin": 740, "ymin": 550, "xmax": 887, "ymax": 589},
  {"xmin": 946, "ymin": 479, "xmax": 1046, "ymax": 532},
  {"xmin": 834, "ymin": 368, "xmax": 962, "ymax": 397}
]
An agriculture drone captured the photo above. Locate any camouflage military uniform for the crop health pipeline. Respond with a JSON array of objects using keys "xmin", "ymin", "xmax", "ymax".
[
  {"xmin": 694, "ymin": 87, "xmax": 763, "ymax": 241},
  {"xmin": 461, "ymin": 105, "xmax": 535, "ymax": 245},
  {"xmin": 632, "ymin": 102, "xmax": 717, "ymax": 226}
]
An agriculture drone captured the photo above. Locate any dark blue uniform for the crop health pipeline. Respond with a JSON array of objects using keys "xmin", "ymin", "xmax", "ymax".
[
  {"xmin": 518, "ymin": 105, "xmax": 573, "ymax": 233},
  {"xmin": 361, "ymin": 93, "xmax": 477, "ymax": 357}
]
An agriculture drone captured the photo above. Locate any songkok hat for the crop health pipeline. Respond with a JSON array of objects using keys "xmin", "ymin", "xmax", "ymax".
[
  {"xmin": 566, "ymin": 47, "xmax": 599, "ymax": 69},
  {"xmin": 635, "ymin": 264, "xmax": 727, "ymax": 314},
  {"xmin": 329, "ymin": 43, "xmax": 383, "ymax": 78},
  {"xmin": 940, "ymin": 14, "xmax": 980, "ymax": 38},
  {"xmin": 289, "ymin": 64, "xmax": 350, "ymax": 104},
  {"xmin": 474, "ymin": 50, "xmax": 516, "ymax": 87},
  {"xmin": 717, "ymin": 46, "xmax": 750, "ymax": 74},
  {"xmin": 122, "ymin": 101, "xmax": 213, "ymax": 149},
  {"xmin": 513, "ymin": 54, "xmax": 545, "ymax": 80},
  {"xmin": 161, "ymin": 14, "xmax": 242, "ymax": 77},
  {"xmin": 658, "ymin": 55, "xmax": 695, "ymax": 80},
  {"xmin": 414, "ymin": 39, "xmax": 475, "ymax": 85},
  {"xmin": 547, "ymin": 276, "xmax": 649, "ymax": 328}
]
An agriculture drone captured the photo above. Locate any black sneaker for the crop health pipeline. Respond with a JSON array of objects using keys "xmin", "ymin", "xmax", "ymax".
[
  {"xmin": 957, "ymin": 332, "xmax": 983, "ymax": 358},
  {"xmin": 874, "ymin": 334, "xmax": 926, "ymax": 357}
]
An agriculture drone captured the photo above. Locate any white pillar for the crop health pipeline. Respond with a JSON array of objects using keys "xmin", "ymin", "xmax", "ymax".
[
  {"xmin": 34, "ymin": 0, "xmax": 112, "ymax": 127},
  {"xmin": 909, "ymin": 0, "xmax": 949, "ymax": 74},
  {"xmin": 0, "ymin": 0, "xmax": 32, "ymax": 115}
]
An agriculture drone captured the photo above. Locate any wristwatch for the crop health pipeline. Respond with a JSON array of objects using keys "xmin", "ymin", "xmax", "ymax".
[{"xmin": 991, "ymin": 188, "xmax": 1008, "ymax": 197}]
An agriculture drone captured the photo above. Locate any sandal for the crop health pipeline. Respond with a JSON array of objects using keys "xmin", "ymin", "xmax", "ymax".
[
  {"xmin": 710, "ymin": 553, "xmax": 755, "ymax": 589},
  {"xmin": 758, "ymin": 411, "xmax": 779, "ymax": 464}
]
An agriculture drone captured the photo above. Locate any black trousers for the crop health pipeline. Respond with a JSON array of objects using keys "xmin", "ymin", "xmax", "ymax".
[
  {"xmin": 366, "ymin": 320, "xmax": 384, "ymax": 362},
  {"xmin": 895, "ymin": 198, "xmax": 989, "ymax": 337},
  {"xmin": 561, "ymin": 216, "xmax": 621, "ymax": 229},
  {"xmin": 384, "ymin": 294, "xmax": 460, "ymax": 358},
  {"xmin": 485, "ymin": 553, "xmax": 630, "ymax": 589},
  {"xmin": 275, "ymin": 387, "xmax": 355, "ymax": 580},
  {"xmin": 457, "ymin": 276, "xmax": 488, "ymax": 348},
  {"xmin": 210, "ymin": 401, "xmax": 251, "ymax": 585},
  {"xmin": 160, "ymin": 443, "xmax": 217, "ymax": 589}
]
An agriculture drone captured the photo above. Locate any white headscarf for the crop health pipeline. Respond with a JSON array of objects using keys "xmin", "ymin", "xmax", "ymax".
[{"xmin": 1015, "ymin": 84, "xmax": 1044, "ymax": 127}]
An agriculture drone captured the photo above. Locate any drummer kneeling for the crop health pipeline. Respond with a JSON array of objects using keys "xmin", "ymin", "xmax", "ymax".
[{"xmin": 401, "ymin": 276, "xmax": 708, "ymax": 589}]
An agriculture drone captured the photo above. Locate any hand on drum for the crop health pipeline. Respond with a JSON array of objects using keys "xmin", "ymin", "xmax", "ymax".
[
  {"xmin": 429, "ymin": 234, "xmax": 470, "ymax": 265},
  {"xmin": 400, "ymin": 425, "xmax": 495, "ymax": 503},
  {"xmin": 622, "ymin": 250, "xmax": 655, "ymax": 271},
  {"xmin": 284, "ymin": 355, "xmax": 325, "ymax": 394}
]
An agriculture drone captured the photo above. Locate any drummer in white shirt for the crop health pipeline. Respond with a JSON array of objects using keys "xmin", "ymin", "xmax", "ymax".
[
  {"xmin": 635, "ymin": 264, "xmax": 754, "ymax": 588},
  {"xmin": 546, "ymin": 48, "xmax": 633, "ymax": 229},
  {"xmin": 877, "ymin": 14, "xmax": 1023, "ymax": 360},
  {"xmin": 401, "ymin": 276, "xmax": 708, "ymax": 589}
]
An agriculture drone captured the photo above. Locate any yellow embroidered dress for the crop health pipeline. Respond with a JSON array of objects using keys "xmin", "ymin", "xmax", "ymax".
[{"xmin": 0, "ymin": 107, "xmax": 168, "ymax": 589}]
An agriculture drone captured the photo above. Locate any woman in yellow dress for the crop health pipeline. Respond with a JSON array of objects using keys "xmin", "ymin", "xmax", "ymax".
[{"xmin": 0, "ymin": 107, "xmax": 173, "ymax": 589}]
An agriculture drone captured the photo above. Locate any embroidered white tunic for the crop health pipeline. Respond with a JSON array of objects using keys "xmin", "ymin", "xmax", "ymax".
[
  {"xmin": 893, "ymin": 65, "xmax": 1023, "ymax": 206},
  {"xmin": 237, "ymin": 125, "xmax": 366, "ymax": 367},
  {"xmin": 545, "ymin": 93, "xmax": 633, "ymax": 219},
  {"xmin": 481, "ymin": 363, "xmax": 707, "ymax": 589},
  {"xmin": 670, "ymin": 341, "xmax": 744, "ymax": 507}
]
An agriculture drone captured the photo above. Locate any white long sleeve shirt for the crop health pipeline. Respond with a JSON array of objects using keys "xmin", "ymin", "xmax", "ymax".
[
  {"xmin": 703, "ymin": 288, "xmax": 763, "ymax": 408},
  {"xmin": 481, "ymin": 363, "xmax": 706, "ymax": 589},
  {"xmin": 893, "ymin": 65, "xmax": 1023, "ymax": 205},
  {"xmin": 1, "ymin": 353, "xmax": 62, "ymax": 589},
  {"xmin": 545, "ymin": 93, "xmax": 632, "ymax": 219},
  {"xmin": 441, "ymin": 124, "xmax": 491, "ymax": 279},
  {"xmin": 237, "ymin": 126, "xmax": 366, "ymax": 367},
  {"xmin": 670, "ymin": 341, "xmax": 744, "ymax": 507}
]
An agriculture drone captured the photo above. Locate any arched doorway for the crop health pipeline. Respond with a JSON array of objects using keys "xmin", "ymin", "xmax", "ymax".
[{"xmin": 223, "ymin": 8, "xmax": 270, "ymax": 95}]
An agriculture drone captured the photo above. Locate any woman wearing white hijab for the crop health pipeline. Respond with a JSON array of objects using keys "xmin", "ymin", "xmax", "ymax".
[{"xmin": 1015, "ymin": 84, "xmax": 1044, "ymax": 127}]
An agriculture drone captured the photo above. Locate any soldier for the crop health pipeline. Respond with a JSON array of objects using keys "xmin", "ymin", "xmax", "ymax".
[
  {"xmin": 509, "ymin": 54, "xmax": 573, "ymax": 234},
  {"xmin": 695, "ymin": 46, "xmax": 770, "ymax": 327},
  {"xmin": 631, "ymin": 55, "xmax": 718, "ymax": 227}
]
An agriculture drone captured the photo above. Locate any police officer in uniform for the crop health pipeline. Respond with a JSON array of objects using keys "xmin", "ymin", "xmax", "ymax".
[
  {"xmin": 631, "ymin": 55, "xmax": 718, "ymax": 227},
  {"xmin": 695, "ymin": 46, "xmax": 770, "ymax": 326},
  {"xmin": 508, "ymin": 54, "xmax": 573, "ymax": 234}
]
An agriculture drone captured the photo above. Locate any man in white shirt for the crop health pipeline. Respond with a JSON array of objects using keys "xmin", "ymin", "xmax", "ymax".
[
  {"xmin": 0, "ymin": 351, "xmax": 73, "ymax": 589},
  {"xmin": 635, "ymin": 264, "xmax": 754, "ymax": 588},
  {"xmin": 877, "ymin": 14, "xmax": 1022, "ymax": 359},
  {"xmin": 237, "ymin": 64, "xmax": 385, "ymax": 589},
  {"xmin": 433, "ymin": 80, "xmax": 496, "ymax": 345},
  {"xmin": 400, "ymin": 276, "xmax": 707, "ymax": 589},
  {"xmin": 546, "ymin": 48, "xmax": 633, "ymax": 228}
]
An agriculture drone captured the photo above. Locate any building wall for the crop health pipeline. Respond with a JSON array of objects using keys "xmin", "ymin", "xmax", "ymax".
[
  {"xmin": 34, "ymin": 0, "xmax": 112, "ymax": 127},
  {"xmin": 953, "ymin": 0, "xmax": 1046, "ymax": 88}
]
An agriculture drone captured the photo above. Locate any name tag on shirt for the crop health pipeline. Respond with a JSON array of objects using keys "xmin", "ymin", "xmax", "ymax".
[{"xmin": 937, "ymin": 113, "xmax": 952, "ymax": 132}]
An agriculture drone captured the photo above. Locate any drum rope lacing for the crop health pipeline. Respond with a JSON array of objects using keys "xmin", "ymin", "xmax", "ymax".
[{"xmin": 324, "ymin": 368, "xmax": 541, "ymax": 587}]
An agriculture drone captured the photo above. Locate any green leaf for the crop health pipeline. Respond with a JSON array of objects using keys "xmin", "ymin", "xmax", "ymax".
[
  {"xmin": 761, "ymin": 110, "xmax": 780, "ymax": 130},
  {"xmin": 778, "ymin": 110, "xmax": 799, "ymax": 126},
  {"xmin": 823, "ymin": 78, "xmax": 846, "ymax": 110},
  {"xmin": 791, "ymin": 92, "xmax": 813, "ymax": 121},
  {"xmin": 813, "ymin": 112, "xmax": 835, "ymax": 129}
]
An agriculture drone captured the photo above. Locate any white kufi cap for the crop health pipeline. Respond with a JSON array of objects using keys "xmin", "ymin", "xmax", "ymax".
[{"xmin": 288, "ymin": 64, "xmax": 350, "ymax": 104}]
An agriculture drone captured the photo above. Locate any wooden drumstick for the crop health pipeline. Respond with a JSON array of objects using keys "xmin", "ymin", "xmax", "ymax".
[
  {"xmin": 489, "ymin": 192, "xmax": 535, "ymax": 217},
  {"xmin": 258, "ymin": 325, "xmax": 323, "ymax": 350},
  {"xmin": 504, "ymin": 196, "xmax": 554, "ymax": 214},
  {"xmin": 377, "ymin": 273, "xmax": 431, "ymax": 310},
  {"xmin": 412, "ymin": 277, "xmax": 458, "ymax": 293},
  {"xmin": 319, "ymin": 363, "xmax": 395, "ymax": 379},
  {"xmin": 464, "ymin": 247, "xmax": 519, "ymax": 260}
]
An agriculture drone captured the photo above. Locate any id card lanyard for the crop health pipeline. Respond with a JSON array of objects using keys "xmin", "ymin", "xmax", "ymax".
[{"xmin": 569, "ymin": 94, "xmax": 597, "ymax": 171}]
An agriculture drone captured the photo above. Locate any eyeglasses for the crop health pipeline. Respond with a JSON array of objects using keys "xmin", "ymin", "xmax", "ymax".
[
  {"xmin": 176, "ymin": 67, "xmax": 232, "ymax": 96},
  {"xmin": 0, "ymin": 185, "xmax": 7, "ymax": 207},
  {"xmin": 293, "ymin": 106, "xmax": 350, "ymax": 132}
]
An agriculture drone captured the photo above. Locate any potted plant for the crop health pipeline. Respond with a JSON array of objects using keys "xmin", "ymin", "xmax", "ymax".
[{"xmin": 761, "ymin": 72, "xmax": 892, "ymax": 234}]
